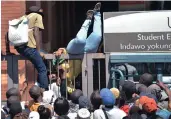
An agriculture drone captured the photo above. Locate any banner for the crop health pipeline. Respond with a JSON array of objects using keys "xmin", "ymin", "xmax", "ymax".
[{"xmin": 103, "ymin": 11, "xmax": 171, "ymax": 53}]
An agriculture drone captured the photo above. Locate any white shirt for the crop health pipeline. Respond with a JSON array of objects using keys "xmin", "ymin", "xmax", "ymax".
[
  {"xmin": 67, "ymin": 113, "xmax": 77, "ymax": 119},
  {"xmin": 93, "ymin": 107, "xmax": 126, "ymax": 119},
  {"xmin": 49, "ymin": 83, "xmax": 61, "ymax": 98}
]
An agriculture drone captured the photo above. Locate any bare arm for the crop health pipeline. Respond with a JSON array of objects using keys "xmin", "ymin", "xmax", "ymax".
[
  {"xmin": 33, "ymin": 27, "xmax": 41, "ymax": 51},
  {"xmin": 157, "ymin": 80, "xmax": 171, "ymax": 111},
  {"xmin": 162, "ymin": 85, "xmax": 171, "ymax": 111}
]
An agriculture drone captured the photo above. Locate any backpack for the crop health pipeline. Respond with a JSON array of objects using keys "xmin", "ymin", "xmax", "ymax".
[{"xmin": 8, "ymin": 14, "xmax": 34, "ymax": 46}]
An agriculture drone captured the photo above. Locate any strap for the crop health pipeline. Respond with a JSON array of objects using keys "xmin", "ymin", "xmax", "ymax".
[
  {"xmin": 26, "ymin": 13, "xmax": 36, "ymax": 19},
  {"xmin": 25, "ymin": 13, "xmax": 36, "ymax": 31},
  {"xmin": 122, "ymin": 64, "xmax": 128, "ymax": 80},
  {"xmin": 102, "ymin": 108, "xmax": 109, "ymax": 119}
]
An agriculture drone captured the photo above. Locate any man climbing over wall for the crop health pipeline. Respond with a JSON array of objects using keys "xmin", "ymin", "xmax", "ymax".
[{"xmin": 14, "ymin": 6, "xmax": 49, "ymax": 91}]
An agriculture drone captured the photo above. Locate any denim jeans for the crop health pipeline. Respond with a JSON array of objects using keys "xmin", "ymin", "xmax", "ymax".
[
  {"xmin": 16, "ymin": 46, "xmax": 49, "ymax": 90},
  {"xmin": 66, "ymin": 12, "xmax": 102, "ymax": 54}
]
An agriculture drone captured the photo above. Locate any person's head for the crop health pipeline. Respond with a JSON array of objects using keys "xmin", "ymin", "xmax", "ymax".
[
  {"xmin": 70, "ymin": 89, "xmax": 83, "ymax": 104},
  {"xmin": 26, "ymin": 6, "xmax": 43, "ymax": 15},
  {"xmin": 137, "ymin": 85, "xmax": 148, "ymax": 94},
  {"xmin": 139, "ymin": 73, "xmax": 153, "ymax": 87},
  {"xmin": 90, "ymin": 90, "xmax": 102, "ymax": 110},
  {"xmin": 78, "ymin": 96, "xmax": 91, "ymax": 110},
  {"xmin": 77, "ymin": 108, "xmax": 90, "ymax": 119},
  {"xmin": 13, "ymin": 112, "xmax": 28, "ymax": 119},
  {"xmin": 6, "ymin": 87, "xmax": 21, "ymax": 100},
  {"xmin": 129, "ymin": 106, "xmax": 141, "ymax": 115},
  {"xmin": 29, "ymin": 85, "xmax": 42, "ymax": 102},
  {"xmin": 9, "ymin": 101, "xmax": 22, "ymax": 118},
  {"xmin": 139, "ymin": 96, "xmax": 157, "ymax": 114},
  {"xmin": 100, "ymin": 88, "xmax": 115, "ymax": 108},
  {"xmin": 54, "ymin": 97, "xmax": 69, "ymax": 116},
  {"xmin": 1, "ymin": 111, "xmax": 5, "ymax": 119},
  {"xmin": 122, "ymin": 81, "xmax": 136, "ymax": 100},
  {"xmin": 129, "ymin": 113, "xmax": 142, "ymax": 119},
  {"xmin": 58, "ymin": 115, "xmax": 70, "ymax": 119},
  {"xmin": 110, "ymin": 88, "xmax": 120, "ymax": 99},
  {"xmin": 28, "ymin": 111, "xmax": 40, "ymax": 119},
  {"xmin": 110, "ymin": 88, "xmax": 120, "ymax": 105},
  {"xmin": 7, "ymin": 96, "xmax": 20, "ymax": 108},
  {"xmin": 37, "ymin": 105, "xmax": 51, "ymax": 119}
]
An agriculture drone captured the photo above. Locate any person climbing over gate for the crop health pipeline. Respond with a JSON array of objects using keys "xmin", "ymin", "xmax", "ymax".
[
  {"xmin": 14, "ymin": 6, "xmax": 49, "ymax": 91},
  {"xmin": 53, "ymin": 2, "xmax": 102, "ymax": 93}
]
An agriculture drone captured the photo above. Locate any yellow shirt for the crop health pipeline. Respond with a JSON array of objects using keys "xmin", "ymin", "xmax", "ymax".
[
  {"xmin": 20, "ymin": 13, "xmax": 44, "ymax": 48},
  {"xmin": 28, "ymin": 100, "xmax": 40, "ymax": 112},
  {"xmin": 59, "ymin": 48, "xmax": 82, "ymax": 81},
  {"xmin": 68, "ymin": 60, "xmax": 82, "ymax": 81}
]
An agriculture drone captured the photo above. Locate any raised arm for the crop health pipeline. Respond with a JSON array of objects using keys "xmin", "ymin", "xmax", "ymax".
[{"xmin": 157, "ymin": 80, "xmax": 171, "ymax": 111}]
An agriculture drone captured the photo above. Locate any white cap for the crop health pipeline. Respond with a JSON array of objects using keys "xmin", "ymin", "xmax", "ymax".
[
  {"xmin": 28, "ymin": 111, "xmax": 40, "ymax": 119},
  {"xmin": 77, "ymin": 108, "xmax": 90, "ymax": 119}
]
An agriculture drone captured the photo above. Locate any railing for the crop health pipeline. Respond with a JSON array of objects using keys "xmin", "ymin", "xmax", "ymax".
[
  {"xmin": 2, "ymin": 53, "xmax": 171, "ymax": 101},
  {"xmin": 1, "ymin": 53, "xmax": 110, "ymax": 98}
]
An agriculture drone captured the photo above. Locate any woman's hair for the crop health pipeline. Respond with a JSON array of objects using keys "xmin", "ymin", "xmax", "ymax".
[
  {"xmin": 90, "ymin": 90, "xmax": 102, "ymax": 110},
  {"xmin": 37, "ymin": 105, "xmax": 51, "ymax": 119},
  {"xmin": 54, "ymin": 97, "xmax": 69, "ymax": 116}
]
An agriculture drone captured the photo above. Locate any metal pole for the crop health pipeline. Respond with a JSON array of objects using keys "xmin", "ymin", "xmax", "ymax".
[
  {"xmin": 111, "ymin": 68, "xmax": 124, "ymax": 87},
  {"xmin": 98, "ymin": 60, "xmax": 101, "ymax": 90},
  {"xmin": 161, "ymin": 0, "xmax": 164, "ymax": 10},
  {"xmin": 25, "ymin": 60, "xmax": 28, "ymax": 102},
  {"xmin": 57, "ymin": 59, "xmax": 60, "ymax": 98},
  {"xmin": 34, "ymin": 64, "xmax": 36, "ymax": 84},
  {"xmin": 49, "ymin": 60, "xmax": 52, "ymax": 90},
  {"xmin": 65, "ymin": 61, "xmax": 68, "ymax": 99},
  {"xmin": 156, "ymin": 63, "xmax": 163, "ymax": 82}
]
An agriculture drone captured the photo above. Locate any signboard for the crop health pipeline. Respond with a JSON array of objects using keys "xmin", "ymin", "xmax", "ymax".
[{"xmin": 103, "ymin": 11, "xmax": 171, "ymax": 53}]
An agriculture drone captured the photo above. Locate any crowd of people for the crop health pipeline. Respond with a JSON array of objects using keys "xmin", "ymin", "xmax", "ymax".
[{"xmin": 1, "ymin": 73, "xmax": 171, "ymax": 119}]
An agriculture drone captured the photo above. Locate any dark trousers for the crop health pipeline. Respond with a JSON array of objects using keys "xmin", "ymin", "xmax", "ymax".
[{"xmin": 16, "ymin": 46, "xmax": 49, "ymax": 90}]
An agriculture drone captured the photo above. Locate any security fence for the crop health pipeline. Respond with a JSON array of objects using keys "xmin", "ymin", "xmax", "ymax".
[{"xmin": 2, "ymin": 53, "xmax": 171, "ymax": 101}]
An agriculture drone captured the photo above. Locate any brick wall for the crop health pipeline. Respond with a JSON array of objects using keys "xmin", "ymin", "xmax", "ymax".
[{"xmin": 1, "ymin": 1, "xmax": 27, "ymax": 100}]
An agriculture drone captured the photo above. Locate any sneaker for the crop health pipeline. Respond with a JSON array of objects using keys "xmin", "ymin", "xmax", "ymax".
[
  {"xmin": 94, "ymin": 2, "xmax": 101, "ymax": 13},
  {"xmin": 35, "ymin": 82, "xmax": 49, "ymax": 91},
  {"xmin": 35, "ymin": 81, "xmax": 40, "ymax": 87},
  {"xmin": 86, "ymin": 10, "xmax": 94, "ymax": 20}
]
